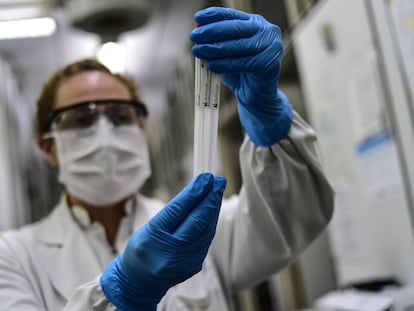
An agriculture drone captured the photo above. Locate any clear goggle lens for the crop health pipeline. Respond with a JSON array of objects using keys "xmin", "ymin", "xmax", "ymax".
[{"xmin": 44, "ymin": 99, "xmax": 148, "ymax": 137}]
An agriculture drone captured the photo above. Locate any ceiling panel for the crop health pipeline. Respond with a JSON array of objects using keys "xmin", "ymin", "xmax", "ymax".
[{"xmin": 0, "ymin": 0, "xmax": 207, "ymax": 115}]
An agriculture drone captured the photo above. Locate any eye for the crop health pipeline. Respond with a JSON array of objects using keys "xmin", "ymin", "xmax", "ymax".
[
  {"xmin": 56, "ymin": 110, "xmax": 96, "ymax": 131},
  {"xmin": 108, "ymin": 106, "xmax": 138, "ymax": 126}
]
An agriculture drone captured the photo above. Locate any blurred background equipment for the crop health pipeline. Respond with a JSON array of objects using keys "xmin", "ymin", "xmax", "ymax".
[{"xmin": 65, "ymin": 0, "xmax": 152, "ymax": 42}]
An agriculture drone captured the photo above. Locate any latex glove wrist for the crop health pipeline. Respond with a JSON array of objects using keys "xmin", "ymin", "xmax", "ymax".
[
  {"xmin": 100, "ymin": 173, "xmax": 226, "ymax": 311},
  {"xmin": 101, "ymin": 259, "xmax": 160, "ymax": 311},
  {"xmin": 237, "ymin": 89, "xmax": 292, "ymax": 146}
]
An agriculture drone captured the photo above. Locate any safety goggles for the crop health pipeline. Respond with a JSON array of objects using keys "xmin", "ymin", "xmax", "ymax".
[{"xmin": 44, "ymin": 99, "xmax": 148, "ymax": 137}]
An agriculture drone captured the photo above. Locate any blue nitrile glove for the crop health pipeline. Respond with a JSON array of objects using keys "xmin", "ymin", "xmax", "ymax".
[
  {"xmin": 190, "ymin": 7, "xmax": 293, "ymax": 146},
  {"xmin": 100, "ymin": 173, "xmax": 226, "ymax": 311}
]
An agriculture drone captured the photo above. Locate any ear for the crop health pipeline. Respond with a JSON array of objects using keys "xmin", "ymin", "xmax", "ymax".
[{"xmin": 37, "ymin": 137, "xmax": 59, "ymax": 167}]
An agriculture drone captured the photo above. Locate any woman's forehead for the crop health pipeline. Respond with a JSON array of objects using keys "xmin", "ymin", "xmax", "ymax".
[{"xmin": 55, "ymin": 71, "xmax": 131, "ymax": 109}]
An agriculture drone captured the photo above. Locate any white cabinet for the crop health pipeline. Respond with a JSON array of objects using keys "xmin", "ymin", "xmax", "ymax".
[{"xmin": 293, "ymin": 0, "xmax": 414, "ymax": 287}]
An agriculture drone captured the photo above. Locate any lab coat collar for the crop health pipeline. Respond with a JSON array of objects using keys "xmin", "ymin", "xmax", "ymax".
[
  {"xmin": 34, "ymin": 195, "xmax": 102, "ymax": 300},
  {"xmin": 33, "ymin": 193, "xmax": 165, "ymax": 301}
]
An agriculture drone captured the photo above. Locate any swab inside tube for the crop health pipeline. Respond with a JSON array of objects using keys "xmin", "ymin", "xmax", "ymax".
[{"xmin": 193, "ymin": 57, "xmax": 221, "ymax": 177}]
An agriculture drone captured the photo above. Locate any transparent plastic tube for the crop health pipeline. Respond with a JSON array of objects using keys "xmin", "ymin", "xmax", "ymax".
[{"xmin": 193, "ymin": 57, "xmax": 221, "ymax": 177}]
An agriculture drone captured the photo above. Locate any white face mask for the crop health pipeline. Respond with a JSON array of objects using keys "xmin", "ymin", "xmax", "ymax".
[{"xmin": 53, "ymin": 117, "xmax": 151, "ymax": 206}]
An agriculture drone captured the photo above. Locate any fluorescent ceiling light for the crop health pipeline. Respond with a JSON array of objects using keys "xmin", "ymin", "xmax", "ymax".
[
  {"xmin": 0, "ymin": 17, "xmax": 57, "ymax": 40},
  {"xmin": 97, "ymin": 41, "xmax": 127, "ymax": 73},
  {"xmin": 0, "ymin": 7, "xmax": 45, "ymax": 21}
]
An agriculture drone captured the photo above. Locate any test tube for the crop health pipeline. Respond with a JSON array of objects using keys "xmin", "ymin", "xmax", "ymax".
[{"xmin": 193, "ymin": 57, "xmax": 221, "ymax": 177}]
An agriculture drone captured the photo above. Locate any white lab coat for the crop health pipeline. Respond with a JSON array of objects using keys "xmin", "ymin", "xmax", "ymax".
[{"xmin": 0, "ymin": 112, "xmax": 334, "ymax": 310}]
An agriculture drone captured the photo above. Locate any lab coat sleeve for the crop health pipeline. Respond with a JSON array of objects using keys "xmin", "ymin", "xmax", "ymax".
[
  {"xmin": 210, "ymin": 111, "xmax": 334, "ymax": 292},
  {"xmin": 62, "ymin": 278, "xmax": 117, "ymax": 311}
]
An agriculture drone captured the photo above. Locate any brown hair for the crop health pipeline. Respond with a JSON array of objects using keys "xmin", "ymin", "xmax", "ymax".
[{"xmin": 36, "ymin": 58, "xmax": 141, "ymax": 136}]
